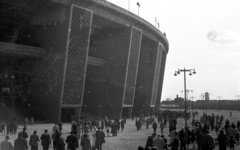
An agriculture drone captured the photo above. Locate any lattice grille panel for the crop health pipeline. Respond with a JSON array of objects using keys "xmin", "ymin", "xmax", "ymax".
[
  {"xmin": 62, "ymin": 5, "xmax": 92, "ymax": 105},
  {"xmin": 150, "ymin": 43, "xmax": 163, "ymax": 106},
  {"xmin": 123, "ymin": 27, "xmax": 142, "ymax": 106}
]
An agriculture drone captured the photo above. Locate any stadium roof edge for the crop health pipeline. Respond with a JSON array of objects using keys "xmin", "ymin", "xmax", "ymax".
[{"xmin": 50, "ymin": 0, "xmax": 169, "ymax": 53}]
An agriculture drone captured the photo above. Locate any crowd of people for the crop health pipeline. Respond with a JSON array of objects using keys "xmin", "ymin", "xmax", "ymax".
[
  {"xmin": 138, "ymin": 111, "xmax": 240, "ymax": 150},
  {"xmin": 0, "ymin": 117, "xmax": 129, "ymax": 150},
  {"xmin": 1, "ymin": 110, "xmax": 240, "ymax": 150},
  {"xmin": 0, "ymin": 118, "xmax": 35, "ymax": 136}
]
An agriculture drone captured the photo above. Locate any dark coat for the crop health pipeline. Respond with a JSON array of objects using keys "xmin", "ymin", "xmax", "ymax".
[
  {"xmin": 53, "ymin": 137, "xmax": 65, "ymax": 150},
  {"xmin": 66, "ymin": 135, "xmax": 78, "ymax": 150},
  {"xmin": 152, "ymin": 122, "xmax": 157, "ymax": 129},
  {"xmin": 41, "ymin": 133, "xmax": 51, "ymax": 147},
  {"xmin": 145, "ymin": 135, "xmax": 154, "ymax": 148},
  {"xmin": 216, "ymin": 133, "xmax": 227, "ymax": 150},
  {"xmin": 179, "ymin": 129, "xmax": 188, "ymax": 142},
  {"xmin": 202, "ymin": 134, "xmax": 215, "ymax": 150},
  {"xmin": 81, "ymin": 137, "xmax": 91, "ymax": 150},
  {"xmin": 120, "ymin": 120, "xmax": 124, "ymax": 129},
  {"xmin": 95, "ymin": 130, "xmax": 105, "ymax": 146},
  {"xmin": 169, "ymin": 138, "xmax": 179, "ymax": 150},
  {"xmin": 14, "ymin": 138, "xmax": 28, "ymax": 150},
  {"xmin": 20, "ymin": 132, "xmax": 28, "ymax": 139},
  {"xmin": 196, "ymin": 133, "xmax": 204, "ymax": 147}
]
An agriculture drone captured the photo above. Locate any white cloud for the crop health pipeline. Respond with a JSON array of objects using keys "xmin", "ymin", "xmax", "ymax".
[{"xmin": 207, "ymin": 29, "xmax": 240, "ymax": 45}]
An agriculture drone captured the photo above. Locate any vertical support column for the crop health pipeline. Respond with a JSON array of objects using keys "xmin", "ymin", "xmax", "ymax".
[
  {"xmin": 121, "ymin": 26, "xmax": 142, "ymax": 118},
  {"xmin": 154, "ymin": 50, "xmax": 167, "ymax": 114},
  {"xmin": 77, "ymin": 107, "xmax": 82, "ymax": 122},
  {"xmin": 59, "ymin": 4, "xmax": 93, "ymax": 121},
  {"xmin": 150, "ymin": 43, "xmax": 163, "ymax": 109}
]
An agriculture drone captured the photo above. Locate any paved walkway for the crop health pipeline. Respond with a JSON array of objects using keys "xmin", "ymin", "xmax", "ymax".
[{"xmin": 1, "ymin": 116, "xmax": 240, "ymax": 150}]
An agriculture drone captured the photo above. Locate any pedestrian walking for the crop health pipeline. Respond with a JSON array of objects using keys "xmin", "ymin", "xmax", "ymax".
[
  {"xmin": 145, "ymin": 133, "xmax": 156, "ymax": 149},
  {"xmin": 83, "ymin": 122, "xmax": 89, "ymax": 134},
  {"xmin": 95, "ymin": 127, "xmax": 105, "ymax": 150},
  {"xmin": 19, "ymin": 128, "xmax": 28, "ymax": 139},
  {"xmin": 76, "ymin": 122, "xmax": 81, "ymax": 140},
  {"xmin": 168, "ymin": 132, "xmax": 179, "ymax": 150},
  {"xmin": 120, "ymin": 119, "xmax": 125, "ymax": 132},
  {"xmin": 23, "ymin": 118, "xmax": 28, "ymax": 130},
  {"xmin": 53, "ymin": 132, "xmax": 65, "ymax": 150},
  {"xmin": 215, "ymin": 130, "xmax": 227, "ymax": 150},
  {"xmin": 71, "ymin": 121, "xmax": 77, "ymax": 135},
  {"xmin": 0, "ymin": 122, "xmax": 6, "ymax": 135},
  {"xmin": 179, "ymin": 127, "xmax": 188, "ymax": 150},
  {"xmin": 31, "ymin": 117, "xmax": 34, "ymax": 125},
  {"xmin": 160, "ymin": 121, "xmax": 165, "ymax": 135},
  {"xmin": 152, "ymin": 121, "xmax": 157, "ymax": 134},
  {"xmin": 152, "ymin": 134, "xmax": 166, "ymax": 150},
  {"xmin": 40, "ymin": 129, "xmax": 51, "ymax": 150},
  {"xmin": 161, "ymin": 135, "xmax": 168, "ymax": 150},
  {"xmin": 80, "ymin": 133, "xmax": 91, "ymax": 150},
  {"xmin": 202, "ymin": 129, "xmax": 215, "ymax": 150},
  {"xmin": 14, "ymin": 133, "xmax": 28, "ymax": 150},
  {"xmin": 52, "ymin": 123, "xmax": 59, "ymax": 134},
  {"xmin": 227, "ymin": 125, "xmax": 236, "ymax": 140},
  {"xmin": 66, "ymin": 131, "xmax": 78, "ymax": 150},
  {"xmin": 58, "ymin": 121, "xmax": 63, "ymax": 133},
  {"xmin": 146, "ymin": 118, "xmax": 149, "ymax": 129},
  {"xmin": 0, "ymin": 135, "xmax": 13, "ymax": 150},
  {"xmin": 92, "ymin": 126, "xmax": 97, "ymax": 149},
  {"xmin": 29, "ymin": 130, "xmax": 40, "ymax": 150}
]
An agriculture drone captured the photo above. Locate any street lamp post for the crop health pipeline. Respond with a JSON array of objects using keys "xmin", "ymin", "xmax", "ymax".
[
  {"xmin": 190, "ymin": 96, "xmax": 195, "ymax": 117},
  {"xmin": 181, "ymin": 89, "xmax": 193, "ymax": 113},
  {"xmin": 174, "ymin": 68, "xmax": 196, "ymax": 128},
  {"xmin": 217, "ymin": 96, "xmax": 222, "ymax": 111},
  {"xmin": 236, "ymin": 95, "xmax": 240, "ymax": 112},
  {"xmin": 200, "ymin": 94, "xmax": 205, "ymax": 114}
]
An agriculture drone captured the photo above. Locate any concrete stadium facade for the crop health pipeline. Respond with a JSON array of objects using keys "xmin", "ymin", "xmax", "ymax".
[{"xmin": 0, "ymin": 0, "xmax": 169, "ymax": 122}]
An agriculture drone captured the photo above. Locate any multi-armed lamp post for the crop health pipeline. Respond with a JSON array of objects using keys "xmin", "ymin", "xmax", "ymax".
[
  {"xmin": 181, "ymin": 89, "xmax": 193, "ymax": 113},
  {"xmin": 190, "ymin": 96, "xmax": 195, "ymax": 115},
  {"xmin": 174, "ymin": 68, "xmax": 196, "ymax": 128}
]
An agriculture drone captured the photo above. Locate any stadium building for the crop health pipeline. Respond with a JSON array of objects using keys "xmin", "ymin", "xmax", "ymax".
[{"xmin": 0, "ymin": 0, "xmax": 169, "ymax": 122}]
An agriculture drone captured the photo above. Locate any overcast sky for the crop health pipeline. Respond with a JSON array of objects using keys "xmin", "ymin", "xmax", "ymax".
[{"xmin": 107, "ymin": 0, "xmax": 240, "ymax": 100}]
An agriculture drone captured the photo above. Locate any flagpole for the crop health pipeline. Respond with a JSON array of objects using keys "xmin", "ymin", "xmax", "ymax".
[
  {"xmin": 137, "ymin": 2, "xmax": 140, "ymax": 16},
  {"xmin": 155, "ymin": 17, "xmax": 157, "ymax": 27},
  {"xmin": 128, "ymin": 0, "xmax": 130, "ymax": 11},
  {"xmin": 138, "ymin": 7, "xmax": 139, "ymax": 16}
]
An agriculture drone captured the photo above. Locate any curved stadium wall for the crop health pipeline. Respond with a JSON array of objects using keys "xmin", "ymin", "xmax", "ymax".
[{"xmin": 0, "ymin": 0, "xmax": 169, "ymax": 122}]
